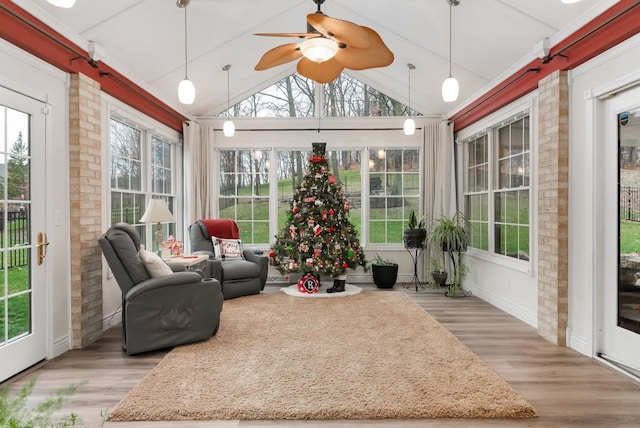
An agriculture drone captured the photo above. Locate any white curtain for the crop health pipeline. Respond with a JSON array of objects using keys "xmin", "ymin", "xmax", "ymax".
[
  {"xmin": 422, "ymin": 121, "xmax": 454, "ymax": 274},
  {"xmin": 183, "ymin": 121, "xmax": 212, "ymax": 229}
]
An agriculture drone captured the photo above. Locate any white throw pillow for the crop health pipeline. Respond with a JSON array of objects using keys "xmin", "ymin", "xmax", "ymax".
[
  {"xmin": 139, "ymin": 246, "xmax": 173, "ymax": 277},
  {"xmin": 211, "ymin": 236, "xmax": 244, "ymax": 260}
]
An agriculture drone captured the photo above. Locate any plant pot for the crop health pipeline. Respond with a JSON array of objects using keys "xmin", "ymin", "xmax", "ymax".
[
  {"xmin": 371, "ymin": 264, "xmax": 398, "ymax": 288},
  {"xmin": 403, "ymin": 228, "xmax": 427, "ymax": 248},
  {"xmin": 432, "ymin": 270, "xmax": 448, "ymax": 287}
]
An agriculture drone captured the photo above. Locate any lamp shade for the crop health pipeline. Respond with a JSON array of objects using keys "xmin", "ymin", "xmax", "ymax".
[
  {"xmin": 300, "ymin": 38, "xmax": 339, "ymax": 63},
  {"xmin": 140, "ymin": 199, "xmax": 175, "ymax": 223},
  {"xmin": 442, "ymin": 76, "xmax": 460, "ymax": 103},
  {"xmin": 403, "ymin": 118, "xmax": 416, "ymax": 136},
  {"xmin": 47, "ymin": 0, "xmax": 76, "ymax": 7},
  {"xmin": 223, "ymin": 120, "xmax": 235, "ymax": 137},
  {"xmin": 178, "ymin": 78, "xmax": 196, "ymax": 104}
]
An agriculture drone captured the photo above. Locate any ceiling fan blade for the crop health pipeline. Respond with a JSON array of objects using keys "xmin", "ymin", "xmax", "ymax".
[
  {"xmin": 334, "ymin": 26, "xmax": 394, "ymax": 70},
  {"xmin": 306, "ymin": 13, "xmax": 370, "ymax": 49},
  {"xmin": 297, "ymin": 57, "xmax": 344, "ymax": 84},
  {"xmin": 255, "ymin": 43, "xmax": 302, "ymax": 71},
  {"xmin": 254, "ymin": 32, "xmax": 321, "ymax": 39}
]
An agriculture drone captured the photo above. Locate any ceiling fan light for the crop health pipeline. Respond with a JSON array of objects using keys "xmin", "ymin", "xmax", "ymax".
[
  {"xmin": 442, "ymin": 76, "xmax": 459, "ymax": 103},
  {"xmin": 403, "ymin": 118, "xmax": 416, "ymax": 136},
  {"xmin": 300, "ymin": 37, "xmax": 338, "ymax": 63},
  {"xmin": 223, "ymin": 120, "xmax": 235, "ymax": 137},
  {"xmin": 178, "ymin": 78, "xmax": 195, "ymax": 104},
  {"xmin": 46, "ymin": 0, "xmax": 76, "ymax": 7}
]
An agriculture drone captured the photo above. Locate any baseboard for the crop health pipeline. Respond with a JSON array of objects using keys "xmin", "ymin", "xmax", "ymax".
[
  {"xmin": 103, "ymin": 307, "xmax": 122, "ymax": 330},
  {"xmin": 266, "ymin": 273, "xmax": 416, "ymax": 286},
  {"xmin": 465, "ymin": 283, "xmax": 538, "ymax": 329},
  {"xmin": 566, "ymin": 328, "xmax": 590, "ymax": 356},
  {"xmin": 51, "ymin": 334, "xmax": 71, "ymax": 358}
]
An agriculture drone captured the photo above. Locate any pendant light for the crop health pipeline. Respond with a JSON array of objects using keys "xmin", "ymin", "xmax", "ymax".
[
  {"xmin": 177, "ymin": 0, "xmax": 195, "ymax": 105},
  {"xmin": 222, "ymin": 64, "xmax": 235, "ymax": 137},
  {"xmin": 46, "ymin": 0, "xmax": 76, "ymax": 7},
  {"xmin": 403, "ymin": 63, "xmax": 416, "ymax": 136},
  {"xmin": 442, "ymin": 0, "xmax": 460, "ymax": 103}
]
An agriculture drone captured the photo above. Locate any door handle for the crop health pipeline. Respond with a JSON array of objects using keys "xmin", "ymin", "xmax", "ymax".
[{"xmin": 37, "ymin": 232, "xmax": 50, "ymax": 265}]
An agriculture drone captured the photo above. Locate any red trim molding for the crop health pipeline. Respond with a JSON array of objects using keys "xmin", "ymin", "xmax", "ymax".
[
  {"xmin": 0, "ymin": 0, "xmax": 187, "ymax": 132},
  {"xmin": 450, "ymin": 0, "xmax": 640, "ymax": 133}
]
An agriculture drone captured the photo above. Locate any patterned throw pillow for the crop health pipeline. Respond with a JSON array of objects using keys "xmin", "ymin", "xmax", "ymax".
[{"xmin": 211, "ymin": 237, "xmax": 244, "ymax": 260}]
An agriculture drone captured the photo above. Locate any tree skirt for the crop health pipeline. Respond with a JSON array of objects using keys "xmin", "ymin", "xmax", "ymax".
[{"xmin": 280, "ymin": 283, "xmax": 362, "ymax": 298}]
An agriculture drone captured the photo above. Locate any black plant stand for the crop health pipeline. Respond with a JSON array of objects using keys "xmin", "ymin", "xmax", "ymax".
[{"xmin": 402, "ymin": 245, "xmax": 427, "ymax": 292}]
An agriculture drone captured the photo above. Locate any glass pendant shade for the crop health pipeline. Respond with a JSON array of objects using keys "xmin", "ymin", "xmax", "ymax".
[
  {"xmin": 300, "ymin": 38, "xmax": 339, "ymax": 63},
  {"xmin": 442, "ymin": 76, "xmax": 459, "ymax": 103},
  {"xmin": 178, "ymin": 78, "xmax": 195, "ymax": 104},
  {"xmin": 403, "ymin": 118, "xmax": 416, "ymax": 136},
  {"xmin": 46, "ymin": 0, "xmax": 76, "ymax": 7},
  {"xmin": 223, "ymin": 120, "xmax": 235, "ymax": 137}
]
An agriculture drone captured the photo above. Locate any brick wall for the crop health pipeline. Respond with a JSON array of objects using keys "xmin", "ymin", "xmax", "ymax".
[
  {"xmin": 537, "ymin": 70, "xmax": 569, "ymax": 345},
  {"xmin": 69, "ymin": 73, "xmax": 103, "ymax": 348}
]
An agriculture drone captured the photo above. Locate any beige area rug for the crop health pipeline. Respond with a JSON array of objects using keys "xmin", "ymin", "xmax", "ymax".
[{"xmin": 109, "ymin": 292, "xmax": 536, "ymax": 421}]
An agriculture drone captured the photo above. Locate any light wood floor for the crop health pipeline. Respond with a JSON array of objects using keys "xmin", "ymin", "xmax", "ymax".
[{"xmin": 4, "ymin": 285, "xmax": 640, "ymax": 427}]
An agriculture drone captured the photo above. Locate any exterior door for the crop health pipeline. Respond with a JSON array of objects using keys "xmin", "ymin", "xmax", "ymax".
[
  {"xmin": 599, "ymin": 84, "xmax": 640, "ymax": 376},
  {"xmin": 0, "ymin": 86, "xmax": 47, "ymax": 382}
]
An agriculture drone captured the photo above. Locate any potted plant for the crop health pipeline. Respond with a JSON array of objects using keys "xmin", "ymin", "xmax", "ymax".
[
  {"xmin": 428, "ymin": 212, "xmax": 470, "ymax": 297},
  {"xmin": 430, "ymin": 254, "xmax": 448, "ymax": 287},
  {"xmin": 403, "ymin": 210, "xmax": 427, "ymax": 248},
  {"xmin": 368, "ymin": 253, "xmax": 398, "ymax": 289}
]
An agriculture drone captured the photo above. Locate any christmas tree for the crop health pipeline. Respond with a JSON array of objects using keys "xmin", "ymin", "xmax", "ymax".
[{"xmin": 270, "ymin": 142, "xmax": 367, "ymax": 291}]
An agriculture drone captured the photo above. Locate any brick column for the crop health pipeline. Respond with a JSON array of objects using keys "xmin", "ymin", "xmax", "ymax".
[
  {"xmin": 69, "ymin": 73, "xmax": 103, "ymax": 348},
  {"xmin": 537, "ymin": 70, "xmax": 569, "ymax": 346}
]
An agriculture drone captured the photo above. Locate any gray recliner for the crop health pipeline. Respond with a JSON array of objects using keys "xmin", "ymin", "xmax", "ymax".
[
  {"xmin": 189, "ymin": 219, "xmax": 268, "ymax": 299},
  {"xmin": 99, "ymin": 222, "xmax": 223, "ymax": 355}
]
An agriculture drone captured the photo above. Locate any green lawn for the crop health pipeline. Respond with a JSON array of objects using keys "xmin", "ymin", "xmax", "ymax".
[
  {"xmin": 0, "ymin": 266, "xmax": 30, "ymax": 340},
  {"xmin": 621, "ymin": 220, "xmax": 640, "ymax": 254}
]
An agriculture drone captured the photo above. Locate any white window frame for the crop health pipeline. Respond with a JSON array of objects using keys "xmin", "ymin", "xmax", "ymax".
[
  {"xmin": 102, "ymin": 95, "xmax": 183, "ymax": 248},
  {"xmin": 210, "ymin": 122, "xmax": 424, "ymax": 249},
  {"xmin": 457, "ymin": 94, "xmax": 537, "ymax": 273}
]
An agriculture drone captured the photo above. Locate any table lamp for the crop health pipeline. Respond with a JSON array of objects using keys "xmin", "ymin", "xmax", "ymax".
[{"xmin": 140, "ymin": 199, "xmax": 175, "ymax": 254}]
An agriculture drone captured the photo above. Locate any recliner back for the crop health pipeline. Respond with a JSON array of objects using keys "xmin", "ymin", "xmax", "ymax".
[
  {"xmin": 98, "ymin": 223, "xmax": 151, "ymax": 295},
  {"xmin": 190, "ymin": 219, "xmax": 240, "ymax": 253}
]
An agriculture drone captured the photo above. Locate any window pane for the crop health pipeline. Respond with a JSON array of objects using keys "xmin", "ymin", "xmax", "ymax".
[{"xmin": 498, "ymin": 159, "xmax": 510, "ymax": 188}]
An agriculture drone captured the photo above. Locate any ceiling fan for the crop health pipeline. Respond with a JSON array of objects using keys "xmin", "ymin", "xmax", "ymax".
[{"xmin": 254, "ymin": 0, "xmax": 394, "ymax": 84}]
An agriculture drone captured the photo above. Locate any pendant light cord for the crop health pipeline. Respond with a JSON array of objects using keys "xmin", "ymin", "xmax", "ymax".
[
  {"xmin": 448, "ymin": 1, "xmax": 452, "ymax": 77},
  {"xmin": 407, "ymin": 63, "xmax": 415, "ymax": 116},
  {"xmin": 227, "ymin": 67, "xmax": 230, "ymax": 118},
  {"xmin": 183, "ymin": 4, "xmax": 188, "ymax": 79}
]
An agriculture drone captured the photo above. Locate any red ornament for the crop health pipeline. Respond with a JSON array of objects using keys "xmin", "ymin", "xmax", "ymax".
[
  {"xmin": 292, "ymin": 207, "xmax": 298, "ymax": 213},
  {"xmin": 342, "ymin": 262, "xmax": 348, "ymax": 268},
  {"xmin": 313, "ymin": 224, "xmax": 322, "ymax": 236},
  {"xmin": 269, "ymin": 249, "xmax": 275, "ymax": 258},
  {"xmin": 329, "ymin": 175, "xmax": 336, "ymax": 184},
  {"xmin": 329, "ymin": 209, "xmax": 335, "ymax": 215}
]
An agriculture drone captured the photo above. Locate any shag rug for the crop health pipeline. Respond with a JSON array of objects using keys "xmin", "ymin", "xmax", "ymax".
[{"xmin": 109, "ymin": 291, "xmax": 536, "ymax": 421}]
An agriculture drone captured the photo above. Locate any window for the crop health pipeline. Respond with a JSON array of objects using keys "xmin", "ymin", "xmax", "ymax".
[
  {"xmin": 465, "ymin": 135, "xmax": 489, "ymax": 251},
  {"xmin": 368, "ymin": 148, "xmax": 419, "ymax": 244},
  {"xmin": 220, "ymin": 72, "xmax": 419, "ymax": 119},
  {"xmin": 219, "ymin": 149, "xmax": 271, "ymax": 244},
  {"xmin": 109, "ymin": 117, "xmax": 178, "ymax": 251},
  {"xmin": 495, "ymin": 117, "xmax": 530, "ymax": 260},
  {"xmin": 463, "ymin": 115, "xmax": 530, "ymax": 261},
  {"xmin": 218, "ymin": 146, "xmax": 422, "ymax": 246}
]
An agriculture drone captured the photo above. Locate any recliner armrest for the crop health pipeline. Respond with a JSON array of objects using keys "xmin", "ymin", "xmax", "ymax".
[{"xmin": 125, "ymin": 271, "xmax": 205, "ymax": 300}]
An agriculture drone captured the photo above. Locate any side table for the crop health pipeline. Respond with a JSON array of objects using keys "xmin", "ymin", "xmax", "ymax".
[{"xmin": 168, "ymin": 254, "xmax": 209, "ymax": 273}]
